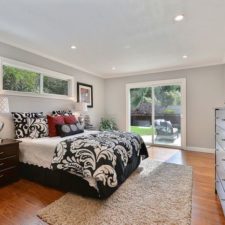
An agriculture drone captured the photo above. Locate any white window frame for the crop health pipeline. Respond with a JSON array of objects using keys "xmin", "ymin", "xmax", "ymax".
[
  {"xmin": 126, "ymin": 78, "xmax": 186, "ymax": 149},
  {"xmin": 0, "ymin": 57, "xmax": 75, "ymax": 100}
]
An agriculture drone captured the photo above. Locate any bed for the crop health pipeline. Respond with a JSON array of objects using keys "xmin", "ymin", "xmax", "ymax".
[{"xmin": 19, "ymin": 130, "xmax": 148, "ymax": 198}]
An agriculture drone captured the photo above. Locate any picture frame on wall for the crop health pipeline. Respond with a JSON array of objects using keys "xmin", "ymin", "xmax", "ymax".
[{"xmin": 77, "ymin": 82, "xmax": 93, "ymax": 108}]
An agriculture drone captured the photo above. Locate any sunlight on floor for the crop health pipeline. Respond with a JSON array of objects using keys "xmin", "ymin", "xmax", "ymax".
[
  {"xmin": 142, "ymin": 134, "xmax": 181, "ymax": 147},
  {"xmin": 148, "ymin": 146, "xmax": 185, "ymax": 165}
]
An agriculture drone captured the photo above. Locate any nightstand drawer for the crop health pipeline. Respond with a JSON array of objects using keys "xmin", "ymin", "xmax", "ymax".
[
  {"xmin": 0, "ymin": 144, "xmax": 19, "ymax": 159},
  {"xmin": 0, "ymin": 167, "xmax": 19, "ymax": 186},
  {"xmin": 0, "ymin": 156, "xmax": 18, "ymax": 171}
]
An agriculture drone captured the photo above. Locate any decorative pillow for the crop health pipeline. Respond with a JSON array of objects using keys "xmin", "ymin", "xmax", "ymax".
[
  {"xmin": 63, "ymin": 115, "xmax": 77, "ymax": 124},
  {"xmin": 56, "ymin": 122, "xmax": 84, "ymax": 137},
  {"xmin": 11, "ymin": 112, "xmax": 43, "ymax": 139},
  {"xmin": 52, "ymin": 110, "xmax": 73, "ymax": 116},
  {"xmin": 27, "ymin": 117, "xmax": 48, "ymax": 139},
  {"xmin": 47, "ymin": 115, "xmax": 65, "ymax": 137}
]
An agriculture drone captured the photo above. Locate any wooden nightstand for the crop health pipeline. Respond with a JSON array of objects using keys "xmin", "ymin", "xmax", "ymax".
[{"xmin": 0, "ymin": 139, "xmax": 21, "ymax": 186}]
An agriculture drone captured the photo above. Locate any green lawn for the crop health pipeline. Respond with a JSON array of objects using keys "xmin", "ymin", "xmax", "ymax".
[{"xmin": 131, "ymin": 126, "xmax": 155, "ymax": 136}]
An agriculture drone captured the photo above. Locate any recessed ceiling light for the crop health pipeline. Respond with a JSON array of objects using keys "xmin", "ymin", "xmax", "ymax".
[
  {"xmin": 112, "ymin": 66, "xmax": 116, "ymax": 70},
  {"xmin": 182, "ymin": 55, "xmax": 188, "ymax": 59},
  {"xmin": 174, "ymin": 14, "xmax": 184, "ymax": 22},
  {"xmin": 71, "ymin": 45, "xmax": 77, "ymax": 49}
]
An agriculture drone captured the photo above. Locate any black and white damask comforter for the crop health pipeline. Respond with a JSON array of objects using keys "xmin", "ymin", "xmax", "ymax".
[{"xmin": 51, "ymin": 131, "xmax": 148, "ymax": 198}]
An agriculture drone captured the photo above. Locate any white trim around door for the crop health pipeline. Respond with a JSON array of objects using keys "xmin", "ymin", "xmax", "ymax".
[{"xmin": 126, "ymin": 78, "xmax": 186, "ymax": 149}]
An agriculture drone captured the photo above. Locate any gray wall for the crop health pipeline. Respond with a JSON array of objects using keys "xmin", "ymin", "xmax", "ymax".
[
  {"xmin": 104, "ymin": 65, "xmax": 225, "ymax": 149},
  {"xmin": 1, "ymin": 41, "xmax": 225, "ymax": 149},
  {"xmin": 0, "ymin": 42, "xmax": 105, "ymax": 127}
]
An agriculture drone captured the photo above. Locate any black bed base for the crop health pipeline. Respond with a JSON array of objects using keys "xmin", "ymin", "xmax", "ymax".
[
  {"xmin": 19, "ymin": 155, "xmax": 141, "ymax": 199},
  {"xmin": 20, "ymin": 163, "xmax": 99, "ymax": 198}
]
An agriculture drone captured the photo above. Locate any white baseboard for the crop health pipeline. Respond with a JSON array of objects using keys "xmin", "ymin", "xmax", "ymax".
[{"xmin": 185, "ymin": 146, "xmax": 215, "ymax": 154}]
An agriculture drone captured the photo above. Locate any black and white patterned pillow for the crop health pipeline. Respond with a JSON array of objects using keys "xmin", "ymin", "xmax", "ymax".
[
  {"xmin": 27, "ymin": 117, "xmax": 48, "ymax": 139},
  {"xmin": 52, "ymin": 110, "xmax": 72, "ymax": 116},
  {"xmin": 11, "ymin": 112, "xmax": 43, "ymax": 139},
  {"xmin": 56, "ymin": 122, "xmax": 84, "ymax": 137}
]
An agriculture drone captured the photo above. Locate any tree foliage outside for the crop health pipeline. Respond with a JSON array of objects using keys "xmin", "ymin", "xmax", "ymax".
[
  {"xmin": 130, "ymin": 85, "xmax": 181, "ymax": 112},
  {"xmin": 43, "ymin": 76, "xmax": 68, "ymax": 95},
  {"xmin": 130, "ymin": 87, "xmax": 152, "ymax": 111},
  {"xmin": 3, "ymin": 65, "xmax": 40, "ymax": 93},
  {"xmin": 3, "ymin": 65, "xmax": 69, "ymax": 96},
  {"xmin": 154, "ymin": 85, "xmax": 181, "ymax": 108}
]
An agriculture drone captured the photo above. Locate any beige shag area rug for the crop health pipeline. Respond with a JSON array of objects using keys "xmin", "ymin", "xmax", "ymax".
[{"xmin": 38, "ymin": 159, "xmax": 192, "ymax": 225}]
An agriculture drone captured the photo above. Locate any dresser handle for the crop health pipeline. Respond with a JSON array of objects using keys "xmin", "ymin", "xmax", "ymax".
[
  {"xmin": 0, "ymin": 174, "xmax": 3, "ymax": 178},
  {"xmin": 0, "ymin": 163, "xmax": 4, "ymax": 166},
  {"xmin": 222, "ymin": 119, "xmax": 225, "ymax": 121},
  {"xmin": 216, "ymin": 133, "xmax": 219, "ymax": 135},
  {"xmin": 222, "ymin": 139, "xmax": 225, "ymax": 142},
  {"xmin": 0, "ymin": 152, "xmax": 3, "ymax": 155}
]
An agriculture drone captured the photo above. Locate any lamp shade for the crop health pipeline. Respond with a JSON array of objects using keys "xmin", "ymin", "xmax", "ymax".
[
  {"xmin": 74, "ymin": 102, "xmax": 87, "ymax": 112},
  {"xmin": 0, "ymin": 97, "xmax": 9, "ymax": 113}
]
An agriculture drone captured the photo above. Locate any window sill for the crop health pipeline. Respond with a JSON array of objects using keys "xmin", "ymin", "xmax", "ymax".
[{"xmin": 0, "ymin": 90, "xmax": 74, "ymax": 101}]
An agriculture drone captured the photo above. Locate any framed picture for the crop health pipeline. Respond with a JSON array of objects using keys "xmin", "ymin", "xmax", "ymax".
[{"xmin": 77, "ymin": 82, "xmax": 93, "ymax": 108}]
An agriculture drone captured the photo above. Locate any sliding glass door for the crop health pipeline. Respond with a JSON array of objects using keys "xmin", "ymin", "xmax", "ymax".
[
  {"xmin": 153, "ymin": 85, "xmax": 181, "ymax": 147},
  {"xmin": 127, "ymin": 79, "xmax": 186, "ymax": 148},
  {"xmin": 130, "ymin": 87, "xmax": 153, "ymax": 144}
]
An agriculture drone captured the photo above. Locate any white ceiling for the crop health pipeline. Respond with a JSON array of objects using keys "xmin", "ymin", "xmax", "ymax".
[{"xmin": 0, "ymin": 0, "xmax": 225, "ymax": 78}]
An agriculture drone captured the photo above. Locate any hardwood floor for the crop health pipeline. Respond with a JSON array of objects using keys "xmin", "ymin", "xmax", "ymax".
[{"xmin": 0, "ymin": 147, "xmax": 224, "ymax": 225}]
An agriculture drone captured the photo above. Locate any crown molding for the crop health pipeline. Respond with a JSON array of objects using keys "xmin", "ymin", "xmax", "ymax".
[{"xmin": 103, "ymin": 61, "xmax": 225, "ymax": 79}]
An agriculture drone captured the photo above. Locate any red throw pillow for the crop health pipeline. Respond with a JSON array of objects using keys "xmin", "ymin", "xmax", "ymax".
[
  {"xmin": 47, "ymin": 115, "xmax": 65, "ymax": 137},
  {"xmin": 63, "ymin": 115, "xmax": 77, "ymax": 124}
]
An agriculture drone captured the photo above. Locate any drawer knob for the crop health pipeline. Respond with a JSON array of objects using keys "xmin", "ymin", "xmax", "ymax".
[
  {"xmin": 222, "ymin": 119, "xmax": 225, "ymax": 121},
  {"xmin": 0, "ymin": 174, "xmax": 3, "ymax": 178}
]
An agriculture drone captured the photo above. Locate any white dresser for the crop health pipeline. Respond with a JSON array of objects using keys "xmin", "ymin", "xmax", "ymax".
[{"xmin": 216, "ymin": 108, "xmax": 225, "ymax": 215}]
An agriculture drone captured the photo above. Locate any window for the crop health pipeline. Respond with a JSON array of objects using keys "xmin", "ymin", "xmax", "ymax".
[
  {"xmin": 3, "ymin": 65, "xmax": 40, "ymax": 93},
  {"xmin": 0, "ymin": 58, "xmax": 74, "ymax": 99},
  {"xmin": 43, "ymin": 76, "xmax": 68, "ymax": 95}
]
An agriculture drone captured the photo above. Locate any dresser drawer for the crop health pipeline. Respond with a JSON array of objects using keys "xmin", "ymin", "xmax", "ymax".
[
  {"xmin": 0, "ymin": 144, "xmax": 19, "ymax": 159},
  {"xmin": 217, "ymin": 165, "xmax": 225, "ymax": 190},
  {"xmin": 216, "ymin": 175, "xmax": 225, "ymax": 215},
  {"xmin": 216, "ymin": 127, "xmax": 225, "ymax": 150},
  {"xmin": 0, "ymin": 167, "xmax": 19, "ymax": 186},
  {"xmin": 216, "ymin": 109, "xmax": 225, "ymax": 120},
  {"xmin": 216, "ymin": 142, "xmax": 225, "ymax": 161},
  {"xmin": 0, "ymin": 155, "xmax": 18, "ymax": 171},
  {"xmin": 216, "ymin": 117, "xmax": 225, "ymax": 131}
]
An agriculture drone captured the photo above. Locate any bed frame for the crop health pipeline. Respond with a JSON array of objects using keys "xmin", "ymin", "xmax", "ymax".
[{"xmin": 19, "ymin": 154, "xmax": 141, "ymax": 199}]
